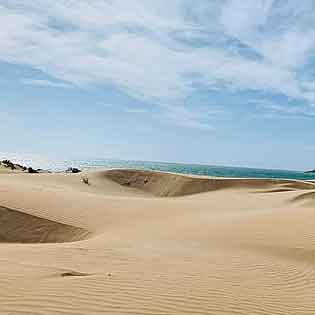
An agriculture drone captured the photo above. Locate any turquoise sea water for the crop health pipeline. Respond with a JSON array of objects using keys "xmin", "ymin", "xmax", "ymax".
[{"xmin": 10, "ymin": 156, "xmax": 315, "ymax": 181}]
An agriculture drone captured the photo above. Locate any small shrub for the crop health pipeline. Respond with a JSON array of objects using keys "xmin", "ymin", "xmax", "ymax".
[
  {"xmin": 82, "ymin": 176, "xmax": 90, "ymax": 185},
  {"xmin": 27, "ymin": 167, "xmax": 38, "ymax": 174}
]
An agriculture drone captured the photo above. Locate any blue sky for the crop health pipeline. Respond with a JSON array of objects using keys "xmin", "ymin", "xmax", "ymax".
[{"xmin": 1, "ymin": 0, "xmax": 315, "ymax": 170}]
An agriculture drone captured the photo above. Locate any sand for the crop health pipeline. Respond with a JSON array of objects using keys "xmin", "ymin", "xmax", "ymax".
[
  {"xmin": 1, "ymin": 169, "xmax": 315, "ymax": 314},
  {"xmin": 0, "ymin": 164, "xmax": 24, "ymax": 174}
]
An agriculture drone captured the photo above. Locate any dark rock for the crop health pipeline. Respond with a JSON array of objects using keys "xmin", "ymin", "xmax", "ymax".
[
  {"xmin": 66, "ymin": 167, "xmax": 82, "ymax": 173},
  {"xmin": 305, "ymin": 170, "xmax": 315, "ymax": 174},
  {"xmin": 27, "ymin": 167, "xmax": 38, "ymax": 174}
]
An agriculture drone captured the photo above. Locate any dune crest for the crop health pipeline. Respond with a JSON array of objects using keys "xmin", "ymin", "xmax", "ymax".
[{"xmin": 104, "ymin": 169, "xmax": 315, "ymax": 197}]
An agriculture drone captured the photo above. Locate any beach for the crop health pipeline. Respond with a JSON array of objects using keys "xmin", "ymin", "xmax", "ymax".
[{"xmin": 1, "ymin": 168, "xmax": 315, "ymax": 314}]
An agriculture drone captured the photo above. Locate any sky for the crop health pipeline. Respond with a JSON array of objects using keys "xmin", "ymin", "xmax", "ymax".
[{"xmin": 1, "ymin": 0, "xmax": 315, "ymax": 171}]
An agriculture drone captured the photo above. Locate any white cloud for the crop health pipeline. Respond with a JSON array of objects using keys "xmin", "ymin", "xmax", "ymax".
[
  {"xmin": 123, "ymin": 107, "xmax": 147, "ymax": 114},
  {"xmin": 159, "ymin": 106, "xmax": 213, "ymax": 130},
  {"xmin": 1, "ymin": 1, "xmax": 315, "ymax": 128},
  {"xmin": 221, "ymin": 0, "xmax": 274, "ymax": 38},
  {"xmin": 260, "ymin": 30, "xmax": 315, "ymax": 69}
]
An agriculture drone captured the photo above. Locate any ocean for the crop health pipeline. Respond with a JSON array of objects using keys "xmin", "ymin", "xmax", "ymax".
[{"xmin": 6, "ymin": 155, "xmax": 315, "ymax": 181}]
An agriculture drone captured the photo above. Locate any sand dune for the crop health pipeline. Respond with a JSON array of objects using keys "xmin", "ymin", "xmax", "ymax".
[
  {"xmin": 0, "ymin": 206, "xmax": 91, "ymax": 243},
  {"xmin": 1, "ymin": 169, "xmax": 315, "ymax": 314},
  {"xmin": 0, "ymin": 164, "xmax": 23, "ymax": 174},
  {"xmin": 105, "ymin": 168, "xmax": 315, "ymax": 196}
]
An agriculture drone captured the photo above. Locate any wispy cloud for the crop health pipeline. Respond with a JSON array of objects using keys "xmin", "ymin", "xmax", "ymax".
[
  {"xmin": 21, "ymin": 79, "xmax": 73, "ymax": 88},
  {"xmin": 250, "ymin": 98, "xmax": 315, "ymax": 119},
  {"xmin": 123, "ymin": 107, "xmax": 148, "ymax": 114},
  {"xmin": 1, "ymin": 1, "xmax": 315, "ymax": 128},
  {"xmin": 265, "ymin": 104, "xmax": 315, "ymax": 116}
]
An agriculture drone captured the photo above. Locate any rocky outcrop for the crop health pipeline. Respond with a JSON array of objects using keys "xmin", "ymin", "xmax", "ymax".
[{"xmin": 1, "ymin": 160, "xmax": 49, "ymax": 174}]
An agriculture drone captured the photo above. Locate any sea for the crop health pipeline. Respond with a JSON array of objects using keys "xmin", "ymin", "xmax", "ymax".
[{"xmin": 5, "ymin": 154, "xmax": 315, "ymax": 181}]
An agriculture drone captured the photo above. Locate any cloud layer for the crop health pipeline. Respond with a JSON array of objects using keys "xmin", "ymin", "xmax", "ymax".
[{"xmin": 1, "ymin": 0, "xmax": 315, "ymax": 127}]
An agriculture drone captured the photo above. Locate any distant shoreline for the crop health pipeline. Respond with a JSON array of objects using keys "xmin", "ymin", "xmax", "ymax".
[{"xmin": 2, "ymin": 157, "xmax": 315, "ymax": 181}]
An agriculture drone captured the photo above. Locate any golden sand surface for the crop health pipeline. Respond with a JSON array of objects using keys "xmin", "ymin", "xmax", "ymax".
[{"xmin": 1, "ymin": 169, "xmax": 315, "ymax": 314}]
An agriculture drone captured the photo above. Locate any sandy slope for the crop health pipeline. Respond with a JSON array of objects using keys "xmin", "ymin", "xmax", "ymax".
[
  {"xmin": 0, "ymin": 164, "xmax": 24, "ymax": 174},
  {"xmin": 1, "ymin": 169, "xmax": 315, "ymax": 314}
]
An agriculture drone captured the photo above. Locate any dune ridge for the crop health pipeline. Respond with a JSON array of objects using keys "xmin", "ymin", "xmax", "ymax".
[
  {"xmin": 1, "ymin": 169, "xmax": 315, "ymax": 314},
  {"xmin": 104, "ymin": 168, "xmax": 315, "ymax": 196}
]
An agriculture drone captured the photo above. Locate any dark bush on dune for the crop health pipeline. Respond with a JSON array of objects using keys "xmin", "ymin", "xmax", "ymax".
[
  {"xmin": 2, "ymin": 159, "xmax": 11, "ymax": 165},
  {"xmin": 16, "ymin": 164, "xmax": 27, "ymax": 171},
  {"xmin": 1, "ymin": 160, "xmax": 15, "ymax": 169},
  {"xmin": 81, "ymin": 176, "xmax": 90, "ymax": 185},
  {"xmin": 27, "ymin": 167, "xmax": 38, "ymax": 174},
  {"xmin": 66, "ymin": 167, "xmax": 82, "ymax": 173},
  {"xmin": 1, "ymin": 159, "xmax": 48, "ymax": 173}
]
